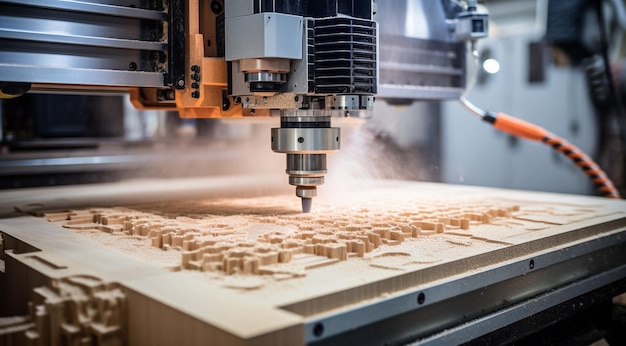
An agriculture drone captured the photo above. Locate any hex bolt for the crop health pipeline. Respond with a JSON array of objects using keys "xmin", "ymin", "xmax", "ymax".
[{"xmin": 298, "ymin": 137, "xmax": 304, "ymax": 143}]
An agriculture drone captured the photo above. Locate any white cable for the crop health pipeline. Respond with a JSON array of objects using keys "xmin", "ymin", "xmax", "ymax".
[
  {"xmin": 462, "ymin": 41, "xmax": 480, "ymax": 98},
  {"xmin": 459, "ymin": 96, "xmax": 486, "ymax": 119},
  {"xmin": 459, "ymin": 41, "xmax": 487, "ymax": 119}
]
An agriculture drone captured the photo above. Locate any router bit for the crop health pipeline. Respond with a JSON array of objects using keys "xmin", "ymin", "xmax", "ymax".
[
  {"xmin": 272, "ymin": 114, "xmax": 340, "ymax": 213},
  {"xmin": 301, "ymin": 197, "xmax": 313, "ymax": 213}
]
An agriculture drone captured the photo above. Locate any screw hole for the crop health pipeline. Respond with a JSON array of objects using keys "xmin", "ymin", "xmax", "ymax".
[
  {"xmin": 336, "ymin": 136, "xmax": 339, "ymax": 142},
  {"xmin": 529, "ymin": 259, "xmax": 535, "ymax": 270},
  {"xmin": 271, "ymin": 136, "xmax": 274, "ymax": 143},
  {"xmin": 313, "ymin": 323, "xmax": 324, "ymax": 337},
  {"xmin": 417, "ymin": 292, "xmax": 425, "ymax": 305}
]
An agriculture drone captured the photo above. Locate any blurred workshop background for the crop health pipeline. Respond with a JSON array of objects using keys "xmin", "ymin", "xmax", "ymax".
[{"xmin": 1, "ymin": 0, "xmax": 625, "ymax": 198}]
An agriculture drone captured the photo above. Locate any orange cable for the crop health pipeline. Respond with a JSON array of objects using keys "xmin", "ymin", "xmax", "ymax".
[{"xmin": 491, "ymin": 112, "xmax": 621, "ymax": 199}]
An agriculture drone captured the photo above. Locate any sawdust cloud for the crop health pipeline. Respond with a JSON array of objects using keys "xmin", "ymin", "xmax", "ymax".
[
  {"xmin": 125, "ymin": 118, "xmax": 284, "ymax": 181},
  {"xmin": 325, "ymin": 105, "xmax": 440, "ymax": 200},
  {"xmin": 123, "ymin": 106, "xmax": 439, "ymax": 202}
]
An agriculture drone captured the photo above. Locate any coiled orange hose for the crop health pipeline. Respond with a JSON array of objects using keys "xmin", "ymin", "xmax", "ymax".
[
  {"xmin": 541, "ymin": 135, "xmax": 621, "ymax": 198},
  {"xmin": 492, "ymin": 112, "xmax": 621, "ymax": 199}
]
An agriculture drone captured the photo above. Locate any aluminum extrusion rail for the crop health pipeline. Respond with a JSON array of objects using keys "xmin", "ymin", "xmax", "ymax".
[{"xmin": 306, "ymin": 223, "xmax": 626, "ymax": 345}]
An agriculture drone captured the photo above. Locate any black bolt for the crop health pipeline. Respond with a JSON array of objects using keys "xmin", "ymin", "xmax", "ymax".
[
  {"xmin": 336, "ymin": 136, "xmax": 339, "ymax": 142},
  {"xmin": 191, "ymin": 73, "xmax": 200, "ymax": 81},
  {"xmin": 298, "ymin": 137, "xmax": 304, "ymax": 143},
  {"xmin": 294, "ymin": 95, "xmax": 299, "ymax": 102},
  {"xmin": 191, "ymin": 65, "xmax": 200, "ymax": 72},
  {"xmin": 210, "ymin": 0, "xmax": 223, "ymax": 14},
  {"xmin": 191, "ymin": 91, "xmax": 200, "ymax": 98},
  {"xmin": 222, "ymin": 97, "xmax": 230, "ymax": 111},
  {"xmin": 234, "ymin": 97, "xmax": 241, "ymax": 104},
  {"xmin": 529, "ymin": 259, "xmax": 535, "ymax": 270},
  {"xmin": 313, "ymin": 323, "xmax": 324, "ymax": 337},
  {"xmin": 245, "ymin": 97, "xmax": 250, "ymax": 102},
  {"xmin": 129, "ymin": 62, "xmax": 137, "ymax": 71},
  {"xmin": 417, "ymin": 292, "xmax": 426, "ymax": 305}
]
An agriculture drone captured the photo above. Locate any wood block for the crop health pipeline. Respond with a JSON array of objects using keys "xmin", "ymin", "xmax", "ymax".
[{"xmin": 1, "ymin": 177, "xmax": 625, "ymax": 345}]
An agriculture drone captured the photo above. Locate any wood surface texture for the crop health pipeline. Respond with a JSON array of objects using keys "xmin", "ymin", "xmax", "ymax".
[{"xmin": 1, "ymin": 176, "xmax": 625, "ymax": 345}]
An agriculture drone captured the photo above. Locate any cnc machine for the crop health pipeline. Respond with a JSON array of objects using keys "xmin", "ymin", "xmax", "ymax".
[
  {"xmin": 1, "ymin": 1, "xmax": 626, "ymax": 345},
  {"xmin": 0, "ymin": 0, "xmax": 486, "ymax": 211}
]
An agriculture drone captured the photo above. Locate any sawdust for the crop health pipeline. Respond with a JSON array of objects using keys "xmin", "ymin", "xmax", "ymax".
[{"xmin": 39, "ymin": 186, "xmax": 615, "ymax": 289}]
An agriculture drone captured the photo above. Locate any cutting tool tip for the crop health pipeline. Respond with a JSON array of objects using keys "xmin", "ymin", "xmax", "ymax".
[{"xmin": 301, "ymin": 197, "xmax": 312, "ymax": 213}]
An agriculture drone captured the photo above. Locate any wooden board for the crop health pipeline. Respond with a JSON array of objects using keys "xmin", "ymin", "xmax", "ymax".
[{"xmin": 1, "ymin": 176, "xmax": 625, "ymax": 345}]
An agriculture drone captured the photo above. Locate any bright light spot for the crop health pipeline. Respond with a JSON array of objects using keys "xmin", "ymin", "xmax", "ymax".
[{"xmin": 482, "ymin": 58, "xmax": 500, "ymax": 74}]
